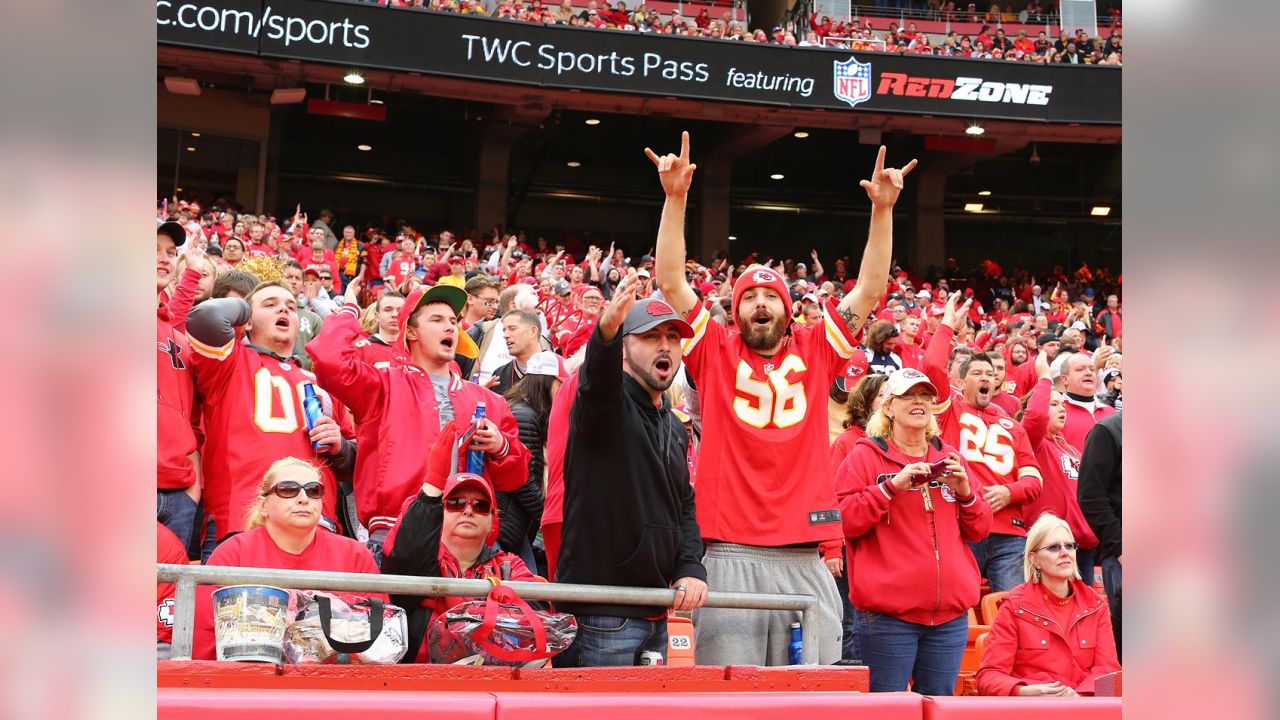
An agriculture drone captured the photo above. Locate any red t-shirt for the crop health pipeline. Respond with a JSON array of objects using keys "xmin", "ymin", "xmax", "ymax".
[
  {"xmin": 541, "ymin": 373, "xmax": 579, "ymax": 529},
  {"xmin": 188, "ymin": 336, "xmax": 343, "ymax": 538},
  {"xmin": 192, "ymin": 527, "xmax": 382, "ymax": 659},
  {"xmin": 681, "ymin": 297, "xmax": 858, "ymax": 546},
  {"xmin": 157, "ymin": 522, "xmax": 188, "ymax": 644}
]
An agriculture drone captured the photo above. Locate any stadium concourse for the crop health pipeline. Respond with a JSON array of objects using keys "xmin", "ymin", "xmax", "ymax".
[{"xmin": 156, "ymin": 0, "xmax": 1121, "ymax": 711}]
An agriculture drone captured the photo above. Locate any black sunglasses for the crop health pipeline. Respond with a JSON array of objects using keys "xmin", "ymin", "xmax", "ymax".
[
  {"xmin": 265, "ymin": 481, "xmax": 325, "ymax": 500},
  {"xmin": 444, "ymin": 496, "xmax": 493, "ymax": 515}
]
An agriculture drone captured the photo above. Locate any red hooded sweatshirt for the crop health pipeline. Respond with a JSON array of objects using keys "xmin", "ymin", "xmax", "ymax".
[
  {"xmin": 835, "ymin": 436, "xmax": 992, "ymax": 626},
  {"xmin": 1019, "ymin": 378, "xmax": 1099, "ymax": 549}
]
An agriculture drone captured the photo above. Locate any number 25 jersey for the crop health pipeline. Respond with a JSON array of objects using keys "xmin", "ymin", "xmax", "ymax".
[{"xmin": 681, "ymin": 298, "xmax": 858, "ymax": 547}]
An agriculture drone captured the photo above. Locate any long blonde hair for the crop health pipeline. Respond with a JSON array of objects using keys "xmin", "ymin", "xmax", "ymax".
[
  {"xmin": 360, "ymin": 302, "xmax": 379, "ymax": 335},
  {"xmin": 1023, "ymin": 513, "xmax": 1080, "ymax": 582},
  {"xmin": 243, "ymin": 457, "xmax": 322, "ymax": 530}
]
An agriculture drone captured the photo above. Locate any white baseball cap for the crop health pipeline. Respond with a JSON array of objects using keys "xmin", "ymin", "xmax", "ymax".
[
  {"xmin": 525, "ymin": 351, "xmax": 568, "ymax": 381},
  {"xmin": 884, "ymin": 368, "xmax": 938, "ymax": 397}
]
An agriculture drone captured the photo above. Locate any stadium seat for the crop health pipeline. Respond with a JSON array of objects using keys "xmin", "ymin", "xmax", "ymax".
[
  {"xmin": 966, "ymin": 608, "xmax": 977, "ymax": 625},
  {"xmin": 980, "ymin": 591, "xmax": 1008, "ymax": 625},
  {"xmin": 975, "ymin": 632, "xmax": 989, "ymax": 663},
  {"xmin": 667, "ymin": 615, "xmax": 695, "ymax": 666},
  {"xmin": 955, "ymin": 624, "xmax": 990, "ymax": 694}
]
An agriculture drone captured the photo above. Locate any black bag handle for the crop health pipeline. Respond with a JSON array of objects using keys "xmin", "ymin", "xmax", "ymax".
[{"xmin": 316, "ymin": 595, "xmax": 384, "ymax": 655}]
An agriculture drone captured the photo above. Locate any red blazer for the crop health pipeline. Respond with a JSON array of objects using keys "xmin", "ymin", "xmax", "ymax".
[{"xmin": 976, "ymin": 578, "xmax": 1120, "ymax": 695}]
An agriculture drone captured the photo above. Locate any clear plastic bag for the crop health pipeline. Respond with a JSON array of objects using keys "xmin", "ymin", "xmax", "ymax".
[
  {"xmin": 284, "ymin": 591, "xmax": 407, "ymax": 665},
  {"xmin": 428, "ymin": 585, "xmax": 576, "ymax": 666}
]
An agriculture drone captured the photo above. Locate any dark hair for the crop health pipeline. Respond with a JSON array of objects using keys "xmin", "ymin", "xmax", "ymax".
[
  {"xmin": 844, "ymin": 374, "xmax": 889, "ymax": 429},
  {"xmin": 465, "ymin": 275, "xmax": 499, "ymax": 295},
  {"xmin": 958, "ymin": 351, "xmax": 995, "ymax": 378},
  {"xmin": 212, "ymin": 270, "xmax": 261, "ymax": 299},
  {"xmin": 505, "ymin": 372, "xmax": 558, "ymax": 420},
  {"xmin": 283, "ymin": 260, "xmax": 303, "ymax": 272},
  {"xmin": 504, "ymin": 309, "xmax": 541, "ymax": 329},
  {"xmin": 864, "ymin": 320, "xmax": 899, "ymax": 353}
]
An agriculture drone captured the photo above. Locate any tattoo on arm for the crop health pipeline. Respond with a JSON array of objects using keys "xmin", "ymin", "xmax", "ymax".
[{"xmin": 839, "ymin": 307, "xmax": 859, "ymax": 329}]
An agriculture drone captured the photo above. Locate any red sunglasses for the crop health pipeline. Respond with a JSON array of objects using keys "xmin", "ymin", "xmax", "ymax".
[{"xmin": 444, "ymin": 497, "xmax": 493, "ymax": 515}]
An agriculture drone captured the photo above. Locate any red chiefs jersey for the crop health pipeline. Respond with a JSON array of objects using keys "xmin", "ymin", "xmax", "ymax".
[
  {"xmin": 924, "ymin": 327, "xmax": 1043, "ymax": 536},
  {"xmin": 353, "ymin": 334, "xmax": 406, "ymax": 370},
  {"xmin": 156, "ymin": 522, "xmax": 187, "ymax": 643},
  {"xmin": 681, "ymin": 297, "xmax": 858, "ymax": 546},
  {"xmin": 188, "ymin": 333, "xmax": 344, "ymax": 539}
]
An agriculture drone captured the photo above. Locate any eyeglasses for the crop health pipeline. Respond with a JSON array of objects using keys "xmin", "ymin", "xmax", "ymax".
[
  {"xmin": 265, "ymin": 481, "xmax": 325, "ymax": 500},
  {"xmin": 480, "ymin": 299, "xmax": 499, "ymax": 307},
  {"xmin": 1037, "ymin": 542, "xmax": 1079, "ymax": 554},
  {"xmin": 444, "ymin": 496, "xmax": 493, "ymax": 515}
]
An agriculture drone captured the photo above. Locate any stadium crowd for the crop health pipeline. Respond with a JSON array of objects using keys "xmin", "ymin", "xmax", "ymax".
[
  {"xmin": 356, "ymin": 0, "xmax": 1121, "ymax": 65},
  {"xmin": 157, "ymin": 133, "xmax": 1121, "ymax": 693}
]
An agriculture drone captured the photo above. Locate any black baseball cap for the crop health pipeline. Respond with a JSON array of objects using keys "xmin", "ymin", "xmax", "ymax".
[
  {"xmin": 621, "ymin": 298, "xmax": 694, "ymax": 338},
  {"xmin": 1036, "ymin": 332, "xmax": 1059, "ymax": 346},
  {"xmin": 157, "ymin": 221, "xmax": 187, "ymax": 248}
]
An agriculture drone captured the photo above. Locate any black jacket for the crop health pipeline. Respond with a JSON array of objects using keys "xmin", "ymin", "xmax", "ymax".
[
  {"xmin": 1077, "ymin": 413, "xmax": 1122, "ymax": 559},
  {"xmin": 497, "ymin": 401, "xmax": 547, "ymax": 553},
  {"xmin": 557, "ymin": 325, "xmax": 706, "ymax": 618}
]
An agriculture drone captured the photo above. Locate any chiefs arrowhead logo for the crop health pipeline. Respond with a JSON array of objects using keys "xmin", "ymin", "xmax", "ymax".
[
  {"xmin": 998, "ymin": 418, "xmax": 1014, "ymax": 429},
  {"xmin": 646, "ymin": 300, "xmax": 675, "ymax": 317},
  {"xmin": 753, "ymin": 270, "xmax": 778, "ymax": 284}
]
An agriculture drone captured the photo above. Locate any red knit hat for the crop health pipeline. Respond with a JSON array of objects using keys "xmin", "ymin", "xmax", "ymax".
[{"xmin": 731, "ymin": 265, "xmax": 790, "ymax": 324}]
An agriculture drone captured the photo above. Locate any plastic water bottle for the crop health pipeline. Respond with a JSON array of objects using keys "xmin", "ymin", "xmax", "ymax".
[
  {"xmin": 466, "ymin": 402, "xmax": 487, "ymax": 475},
  {"xmin": 788, "ymin": 622, "xmax": 803, "ymax": 665},
  {"xmin": 302, "ymin": 383, "xmax": 323, "ymax": 450}
]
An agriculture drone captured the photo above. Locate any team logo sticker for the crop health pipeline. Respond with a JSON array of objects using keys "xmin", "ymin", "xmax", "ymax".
[
  {"xmin": 833, "ymin": 56, "xmax": 873, "ymax": 109},
  {"xmin": 998, "ymin": 418, "xmax": 1015, "ymax": 430}
]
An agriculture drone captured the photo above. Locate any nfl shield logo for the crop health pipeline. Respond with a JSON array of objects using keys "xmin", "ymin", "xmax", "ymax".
[{"xmin": 833, "ymin": 56, "xmax": 872, "ymax": 109}]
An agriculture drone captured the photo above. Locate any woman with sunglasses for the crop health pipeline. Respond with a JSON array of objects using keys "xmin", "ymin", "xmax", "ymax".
[
  {"xmin": 191, "ymin": 458, "xmax": 382, "ymax": 659},
  {"xmin": 382, "ymin": 421, "xmax": 543, "ymax": 663},
  {"xmin": 976, "ymin": 513, "xmax": 1120, "ymax": 696}
]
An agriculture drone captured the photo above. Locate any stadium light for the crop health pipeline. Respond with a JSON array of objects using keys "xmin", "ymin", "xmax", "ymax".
[
  {"xmin": 964, "ymin": 203, "xmax": 983, "ymax": 213},
  {"xmin": 567, "ymin": 161, "xmax": 581, "ymax": 168},
  {"xmin": 728, "ymin": 235, "xmax": 737, "ymax": 240},
  {"xmin": 164, "ymin": 77, "xmax": 202, "ymax": 96},
  {"xmin": 965, "ymin": 122, "xmax": 985, "ymax": 136},
  {"xmin": 793, "ymin": 131, "xmax": 809, "ymax": 139},
  {"xmin": 190, "ymin": 132, "xmax": 201, "ymax": 138},
  {"xmin": 584, "ymin": 118, "xmax": 601, "ymax": 125},
  {"xmin": 186, "ymin": 146, "xmax": 197, "ymax": 152},
  {"xmin": 770, "ymin": 173, "xmax": 785, "ymax": 180},
  {"xmin": 1091, "ymin": 206, "xmax": 1111, "ymax": 216},
  {"xmin": 344, "ymin": 71, "xmax": 365, "ymax": 85},
  {"xmin": 357, "ymin": 144, "xmax": 372, "ymax": 151},
  {"xmin": 978, "ymin": 190, "xmax": 991, "ymax": 197}
]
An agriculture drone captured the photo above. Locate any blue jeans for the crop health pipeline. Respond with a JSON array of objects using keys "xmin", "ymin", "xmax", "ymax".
[
  {"xmin": 199, "ymin": 512, "xmax": 218, "ymax": 564},
  {"xmin": 969, "ymin": 533, "xmax": 1027, "ymax": 592},
  {"xmin": 834, "ymin": 548, "xmax": 861, "ymax": 662},
  {"xmin": 1101, "ymin": 556, "xmax": 1122, "ymax": 660},
  {"xmin": 854, "ymin": 610, "xmax": 968, "ymax": 695},
  {"xmin": 157, "ymin": 489, "xmax": 200, "ymax": 560},
  {"xmin": 1076, "ymin": 546, "xmax": 1097, "ymax": 588},
  {"xmin": 553, "ymin": 615, "xmax": 666, "ymax": 667}
]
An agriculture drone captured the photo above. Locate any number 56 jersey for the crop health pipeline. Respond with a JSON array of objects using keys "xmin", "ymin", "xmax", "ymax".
[{"xmin": 681, "ymin": 298, "xmax": 857, "ymax": 547}]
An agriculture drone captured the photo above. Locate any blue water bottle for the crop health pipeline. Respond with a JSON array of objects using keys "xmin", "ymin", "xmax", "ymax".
[
  {"xmin": 466, "ymin": 402, "xmax": 487, "ymax": 475},
  {"xmin": 788, "ymin": 622, "xmax": 803, "ymax": 665},
  {"xmin": 302, "ymin": 383, "xmax": 324, "ymax": 450}
]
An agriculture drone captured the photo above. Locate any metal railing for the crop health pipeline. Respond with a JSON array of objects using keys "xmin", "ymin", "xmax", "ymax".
[{"xmin": 158, "ymin": 563, "xmax": 822, "ymax": 664}]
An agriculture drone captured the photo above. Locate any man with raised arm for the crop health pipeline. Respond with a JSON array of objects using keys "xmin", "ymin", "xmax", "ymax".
[{"xmin": 649, "ymin": 132, "xmax": 917, "ymax": 665}]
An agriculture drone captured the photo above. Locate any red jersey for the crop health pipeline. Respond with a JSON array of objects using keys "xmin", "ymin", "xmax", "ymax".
[
  {"xmin": 156, "ymin": 522, "xmax": 187, "ymax": 643},
  {"xmin": 924, "ymin": 326, "xmax": 1043, "ymax": 537},
  {"xmin": 187, "ymin": 306, "xmax": 344, "ymax": 539},
  {"xmin": 681, "ymin": 297, "xmax": 858, "ymax": 546},
  {"xmin": 1020, "ymin": 379, "xmax": 1099, "ymax": 549},
  {"xmin": 897, "ymin": 339, "xmax": 925, "ymax": 370},
  {"xmin": 192, "ymin": 527, "xmax": 382, "ymax": 659},
  {"xmin": 353, "ymin": 333, "xmax": 406, "ymax": 370}
]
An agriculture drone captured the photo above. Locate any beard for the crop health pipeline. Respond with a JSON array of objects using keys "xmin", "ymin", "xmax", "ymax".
[
  {"xmin": 625, "ymin": 355, "xmax": 677, "ymax": 394},
  {"xmin": 737, "ymin": 313, "xmax": 786, "ymax": 352}
]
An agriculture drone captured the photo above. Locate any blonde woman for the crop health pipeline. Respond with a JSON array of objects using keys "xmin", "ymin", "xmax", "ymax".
[
  {"xmin": 976, "ymin": 513, "xmax": 1120, "ymax": 696},
  {"xmin": 834, "ymin": 368, "xmax": 990, "ymax": 694},
  {"xmin": 191, "ymin": 458, "xmax": 381, "ymax": 660}
]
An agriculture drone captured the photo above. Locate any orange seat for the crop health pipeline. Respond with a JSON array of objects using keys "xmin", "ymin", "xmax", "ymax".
[
  {"xmin": 958, "ymin": 624, "xmax": 990, "ymax": 673},
  {"xmin": 975, "ymin": 631, "xmax": 989, "ymax": 663},
  {"xmin": 666, "ymin": 615, "xmax": 695, "ymax": 666},
  {"xmin": 980, "ymin": 591, "xmax": 1008, "ymax": 625},
  {"xmin": 966, "ymin": 608, "xmax": 978, "ymax": 625}
]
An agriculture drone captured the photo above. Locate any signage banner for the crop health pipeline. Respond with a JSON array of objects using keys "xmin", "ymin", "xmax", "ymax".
[{"xmin": 158, "ymin": 0, "xmax": 1120, "ymax": 124}]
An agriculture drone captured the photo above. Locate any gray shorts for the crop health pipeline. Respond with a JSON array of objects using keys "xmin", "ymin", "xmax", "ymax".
[{"xmin": 693, "ymin": 542, "xmax": 843, "ymax": 666}]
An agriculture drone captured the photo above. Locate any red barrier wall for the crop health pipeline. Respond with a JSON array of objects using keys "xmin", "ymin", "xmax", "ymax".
[{"xmin": 923, "ymin": 696, "xmax": 1123, "ymax": 720}]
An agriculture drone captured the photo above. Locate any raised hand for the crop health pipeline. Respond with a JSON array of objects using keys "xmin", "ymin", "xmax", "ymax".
[
  {"xmin": 644, "ymin": 131, "xmax": 698, "ymax": 198},
  {"xmin": 599, "ymin": 271, "xmax": 641, "ymax": 341},
  {"xmin": 859, "ymin": 145, "xmax": 918, "ymax": 209}
]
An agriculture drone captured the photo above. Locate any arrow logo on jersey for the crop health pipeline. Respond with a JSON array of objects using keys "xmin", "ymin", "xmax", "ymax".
[{"xmin": 158, "ymin": 338, "xmax": 185, "ymax": 370}]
